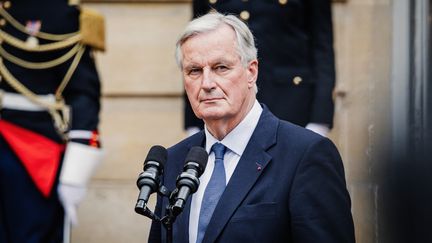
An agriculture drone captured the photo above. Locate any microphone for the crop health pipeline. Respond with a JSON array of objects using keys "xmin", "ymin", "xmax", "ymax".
[
  {"xmin": 135, "ymin": 145, "xmax": 167, "ymax": 215},
  {"xmin": 171, "ymin": 146, "xmax": 208, "ymax": 216}
]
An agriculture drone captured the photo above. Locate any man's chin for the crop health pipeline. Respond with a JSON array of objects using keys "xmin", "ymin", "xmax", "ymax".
[{"xmin": 198, "ymin": 109, "xmax": 225, "ymax": 121}]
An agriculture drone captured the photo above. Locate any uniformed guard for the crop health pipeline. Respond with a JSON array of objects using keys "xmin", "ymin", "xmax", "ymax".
[
  {"xmin": 0, "ymin": 1, "xmax": 105, "ymax": 242},
  {"xmin": 184, "ymin": 0, "xmax": 336, "ymax": 137}
]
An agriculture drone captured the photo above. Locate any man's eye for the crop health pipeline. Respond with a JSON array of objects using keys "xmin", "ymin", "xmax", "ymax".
[
  {"xmin": 188, "ymin": 68, "xmax": 201, "ymax": 75},
  {"xmin": 215, "ymin": 66, "xmax": 228, "ymax": 71}
]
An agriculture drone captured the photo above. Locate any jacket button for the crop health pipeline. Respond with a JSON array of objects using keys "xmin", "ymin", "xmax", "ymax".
[
  {"xmin": 209, "ymin": 0, "xmax": 217, "ymax": 4},
  {"xmin": 240, "ymin": 10, "xmax": 250, "ymax": 21},
  {"xmin": 279, "ymin": 0, "xmax": 288, "ymax": 5},
  {"xmin": 0, "ymin": 19, "xmax": 5, "ymax": 27},
  {"xmin": 3, "ymin": 1, "xmax": 11, "ymax": 9},
  {"xmin": 293, "ymin": 76, "xmax": 302, "ymax": 85}
]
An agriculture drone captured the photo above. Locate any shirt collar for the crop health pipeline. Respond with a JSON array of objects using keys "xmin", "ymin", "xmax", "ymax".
[{"xmin": 205, "ymin": 100, "xmax": 263, "ymax": 156}]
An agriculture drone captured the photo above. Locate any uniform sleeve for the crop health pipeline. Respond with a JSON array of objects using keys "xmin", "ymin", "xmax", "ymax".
[
  {"xmin": 289, "ymin": 137, "xmax": 355, "ymax": 242},
  {"xmin": 58, "ymin": 47, "xmax": 103, "ymax": 187},
  {"xmin": 63, "ymin": 47, "xmax": 101, "ymax": 146},
  {"xmin": 308, "ymin": 0, "xmax": 336, "ymax": 127}
]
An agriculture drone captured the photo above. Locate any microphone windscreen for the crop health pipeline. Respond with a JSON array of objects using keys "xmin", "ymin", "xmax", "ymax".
[
  {"xmin": 145, "ymin": 145, "xmax": 167, "ymax": 167},
  {"xmin": 185, "ymin": 146, "xmax": 208, "ymax": 173}
]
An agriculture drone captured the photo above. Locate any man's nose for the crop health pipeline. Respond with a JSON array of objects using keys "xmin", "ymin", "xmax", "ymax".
[{"xmin": 201, "ymin": 68, "xmax": 216, "ymax": 91}]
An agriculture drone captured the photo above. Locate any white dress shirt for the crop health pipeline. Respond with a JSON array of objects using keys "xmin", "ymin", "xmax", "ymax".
[{"xmin": 189, "ymin": 100, "xmax": 263, "ymax": 243}]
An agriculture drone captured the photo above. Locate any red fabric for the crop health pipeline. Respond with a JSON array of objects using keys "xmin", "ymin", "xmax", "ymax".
[{"xmin": 0, "ymin": 120, "xmax": 64, "ymax": 197}]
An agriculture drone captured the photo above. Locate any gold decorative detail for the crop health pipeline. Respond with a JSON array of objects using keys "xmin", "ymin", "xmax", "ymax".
[
  {"xmin": 0, "ymin": 44, "xmax": 86, "ymax": 139},
  {"xmin": 0, "ymin": 45, "xmax": 85, "ymax": 109},
  {"xmin": 25, "ymin": 36, "xmax": 38, "ymax": 48},
  {"xmin": 0, "ymin": 18, "xmax": 6, "ymax": 27},
  {"xmin": 80, "ymin": 7, "xmax": 105, "ymax": 51},
  {"xmin": 0, "ymin": 28, "xmax": 82, "ymax": 52},
  {"xmin": 69, "ymin": 0, "xmax": 81, "ymax": 5},
  {"xmin": 3, "ymin": 1, "xmax": 11, "ymax": 9},
  {"xmin": 209, "ymin": 0, "xmax": 217, "ymax": 4},
  {"xmin": 279, "ymin": 0, "xmax": 288, "ymax": 5},
  {"xmin": 240, "ymin": 10, "xmax": 250, "ymax": 21},
  {"xmin": 0, "ymin": 43, "xmax": 82, "ymax": 69},
  {"xmin": 293, "ymin": 76, "xmax": 302, "ymax": 85},
  {"xmin": 0, "ymin": 8, "xmax": 101, "ymax": 140}
]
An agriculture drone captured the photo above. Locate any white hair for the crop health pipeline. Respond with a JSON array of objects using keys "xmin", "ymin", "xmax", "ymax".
[{"xmin": 175, "ymin": 12, "xmax": 258, "ymax": 68}]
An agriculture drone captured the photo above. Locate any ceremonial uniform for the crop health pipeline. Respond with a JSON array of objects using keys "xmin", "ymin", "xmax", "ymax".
[
  {"xmin": 185, "ymin": 0, "xmax": 336, "ymax": 130},
  {"xmin": 0, "ymin": 1, "xmax": 104, "ymax": 242}
]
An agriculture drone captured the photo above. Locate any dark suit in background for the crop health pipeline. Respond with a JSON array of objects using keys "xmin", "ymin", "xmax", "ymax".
[
  {"xmin": 185, "ymin": 0, "xmax": 336, "ymax": 131},
  {"xmin": 149, "ymin": 106, "xmax": 354, "ymax": 243}
]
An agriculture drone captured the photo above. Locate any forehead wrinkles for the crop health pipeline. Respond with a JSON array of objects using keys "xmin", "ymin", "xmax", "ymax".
[
  {"xmin": 183, "ymin": 53, "xmax": 238, "ymax": 67},
  {"xmin": 181, "ymin": 25, "xmax": 241, "ymax": 66}
]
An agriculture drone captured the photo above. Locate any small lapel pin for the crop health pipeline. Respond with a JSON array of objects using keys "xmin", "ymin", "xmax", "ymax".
[{"xmin": 256, "ymin": 162, "xmax": 262, "ymax": 171}]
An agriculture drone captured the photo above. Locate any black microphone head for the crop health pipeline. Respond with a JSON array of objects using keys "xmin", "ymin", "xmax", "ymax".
[
  {"xmin": 184, "ymin": 146, "xmax": 208, "ymax": 176},
  {"xmin": 145, "ymin": 145, "xmax": 167, "ymax": 168}
]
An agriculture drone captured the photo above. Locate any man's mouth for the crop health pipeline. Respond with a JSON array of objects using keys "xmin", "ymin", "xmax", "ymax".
[{"xmin": 201, "ymin": 97, "xmax": 222, "ymax": 103}]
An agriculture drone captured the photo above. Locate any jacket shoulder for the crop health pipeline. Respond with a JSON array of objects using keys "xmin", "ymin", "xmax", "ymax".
[
  {"xmin": 276, "ymin": 119, "xmax": 334, "ymax": 151},
  {"xmin": 167, "ymin": 131, "xmax": 204, "ymax": 154}
]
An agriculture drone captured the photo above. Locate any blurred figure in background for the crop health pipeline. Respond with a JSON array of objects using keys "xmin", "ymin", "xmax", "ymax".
[
  {"xmin": 0, "ymin": 1, "xmax": 105, "ymax": 242},
  {"xmin": 184, "ymin": 0, "xmax": 336, "ymax": 137},
  {"xmin": 380, "ymin": 142, "xmax": 432, "ymax": 242}
]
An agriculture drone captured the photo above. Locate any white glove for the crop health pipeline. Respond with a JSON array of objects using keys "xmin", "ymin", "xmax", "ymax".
[
  {"xmin": 58, "ymin": 142, "xmax": 104, "ymax": 226},
  {"xmin": 305, "ymin": 123, "xmax": 330, "ymax": 137},
  {"xmin": 186, "ymin": 126, "xmax": 201, "ymax": 137},
  {"xmin": 58, "ymin": 183, "xmax": 87, "ymax": 226}
]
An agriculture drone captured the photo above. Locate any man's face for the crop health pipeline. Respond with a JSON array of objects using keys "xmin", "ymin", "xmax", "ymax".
[{"xmin": 181, "ymin": 24, "xmax": 258, "ymax": 124}]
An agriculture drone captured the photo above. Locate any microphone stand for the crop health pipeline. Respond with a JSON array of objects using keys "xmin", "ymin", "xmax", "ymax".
[
  {"xmin": 161, "ymin": 206, "xmax": 176, "ymax": 243},
  {"xmin": 161, "ymin": 188, "xmax": 185, "ymax": 243},
  {"xmin": 135, "ymin": 185, "xmax": 182, "ymax": 243}
]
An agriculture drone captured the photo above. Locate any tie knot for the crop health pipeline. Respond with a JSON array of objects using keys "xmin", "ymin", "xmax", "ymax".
[{"xmin": 211, "ymin": 143, "xmax": 226, "ymax": 161}]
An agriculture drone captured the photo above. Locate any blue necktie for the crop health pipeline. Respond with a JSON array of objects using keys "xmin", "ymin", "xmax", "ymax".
[{"xmin": 196, "ymin": 143, "xmax": 227, "ymax": 243}]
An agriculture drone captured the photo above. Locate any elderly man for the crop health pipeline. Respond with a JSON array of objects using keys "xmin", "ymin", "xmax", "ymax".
[{"xmin": 149, "ymin": 12, "xmax": 354, "ymax": 243}]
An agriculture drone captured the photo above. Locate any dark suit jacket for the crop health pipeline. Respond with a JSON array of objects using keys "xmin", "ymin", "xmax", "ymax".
[
  {"xmin": 149, "ymin": 106, "xmax": 354, "ymax": 243},
  {"xmin": 184, "ymin": 0, "xmax": 336, "ymax": 130}
]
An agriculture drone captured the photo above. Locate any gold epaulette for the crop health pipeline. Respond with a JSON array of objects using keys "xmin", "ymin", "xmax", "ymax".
[{"xmin": 80, "ymin": 7, "xmax": 106, "ymax": 52}]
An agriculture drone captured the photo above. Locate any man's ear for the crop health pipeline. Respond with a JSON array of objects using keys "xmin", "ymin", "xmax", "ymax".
[{"xmin": 247, "ymin": 59, "xmax": 258, "ymax": 89}]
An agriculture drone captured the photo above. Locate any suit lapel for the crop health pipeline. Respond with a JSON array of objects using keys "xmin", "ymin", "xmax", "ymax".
[{"xmin": 203, "ymin": 107, "xmax": 279, "ymax": 243}]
